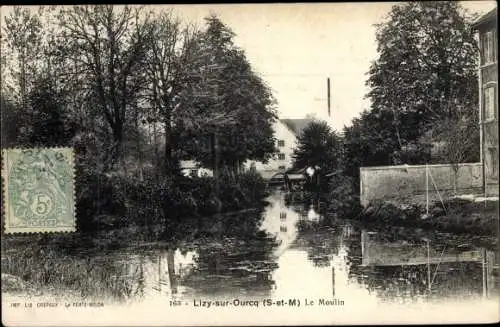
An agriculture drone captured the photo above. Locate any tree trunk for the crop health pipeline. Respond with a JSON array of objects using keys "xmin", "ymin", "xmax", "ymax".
[
  {"xmin": 164, "ymin": 114, "xmax": 173, "ymax": 176},
  {"xmin": 20, "ymin": 52, "xmax": 27, "ymax": 112},
  {"xmin": 135, "ymin": 103, "xmax": 144, "ymax": 181},
  {"xmin": 153, "ymin": 122, "xmax": 160, "ymax": 174},
  {"xmin": 111, "ymin": 120, "xmax": 124, "ymax": 169}
]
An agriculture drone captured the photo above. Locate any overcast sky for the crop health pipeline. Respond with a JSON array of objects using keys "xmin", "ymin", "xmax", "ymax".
[
  {"xmin": 167, "ymin": 1, "xmax": 496, "ymax": 131},
  {"xmin": 1, "ymin": 2, "xmax": 497, "ymax": 132}
]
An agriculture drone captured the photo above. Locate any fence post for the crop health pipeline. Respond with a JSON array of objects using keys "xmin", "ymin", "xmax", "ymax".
[
  {"xmin": 426, "ymin": 164, "xmax": 429, "ymax": 215},
  {"xmin": 429, "ymin": 168, "xmax": 446, "ymax": 212},
  {"xmin": 427, "ymin": 239, "xmax": 431, "ymax": 293},
  {"xmin": 482, "ymin": 248, "xmax": 487, "ymax": 298}
]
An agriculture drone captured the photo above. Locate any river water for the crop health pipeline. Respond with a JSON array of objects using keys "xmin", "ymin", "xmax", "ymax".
[{"xmin": 2, "ymin": 191, "xmax": 499, "ymax": 306}]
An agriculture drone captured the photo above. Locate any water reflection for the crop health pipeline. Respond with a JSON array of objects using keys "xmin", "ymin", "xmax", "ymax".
[
  {"xmin": 144, "ymin": 249, "xmax": 197, "ymax": 298},
  {"xmin": 2, "ymin": 191, "xmax": 497, "ymax": 305},
  {"xmin": 179, "ymin": 237, "xmax": 278, "ymax": 299},
  {"xmin": 356, "ymin": 230, "xmax": 494, "ymax": 302}
]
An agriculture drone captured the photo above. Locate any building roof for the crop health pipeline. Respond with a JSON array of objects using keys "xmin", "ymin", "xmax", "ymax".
[
  {"xmin": 472, "ymin": 7, "xmax": 497, "ymax": 30},
  {"xmin": 280, "ymin": 118, "xmax": 315, "ymax": 136}
]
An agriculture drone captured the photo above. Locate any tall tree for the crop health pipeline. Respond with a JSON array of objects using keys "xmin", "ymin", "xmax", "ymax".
[
  {"xmin": 2, "ymin": 6, "xmax": 44, "ymax": 108},
  {"xmin": 292, "ymin": 120, "xmax": 341, "ymax": 173},
  {"xmin": 366, "ymin": 1, "xmax": 479, "ymax": 136},
  {"xmin": 2, "ymin": 6, "xmax": 74, "ymax": 148},
  {"xmin": 55, "ymin": 5, "xmax": 152, "ymax": 166},
  {"xmin": 142, "ymin": 10, "xmax": 197, "ymax": 174},
  {"xmin": 143, "ymin": 11, "xmax": 238, "ymax": 175},
  {"xmin": 179, "ymin": 15, "xmax": 277, "ymax": 172}
]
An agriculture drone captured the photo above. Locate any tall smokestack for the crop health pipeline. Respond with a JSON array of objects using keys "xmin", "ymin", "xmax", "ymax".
[{"xmin": 327, "ymin": 77, "xmax": 331, "ymax": 117}]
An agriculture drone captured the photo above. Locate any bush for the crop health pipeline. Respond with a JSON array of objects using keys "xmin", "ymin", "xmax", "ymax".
[
  {"xmin": 327, "ymin": 174, "xmax": 362, "ymax": 219},
  {"xmin": 123, "ymin": 173, "xmax": 167, "ymax": 227},
  {"xmin": 75, "ymin": 163, "xmax": 127, "ymax": 233},
  {"xmin": 227, "ymin": 169, "xmax": 269, "ymax": 207},
  {"xmin": 75, "ymin": 161, "xmax": 270, "ymax": 237},
  {"xmin": 391, "ymin": 140, "xmax": 432, "ymax": 165}
]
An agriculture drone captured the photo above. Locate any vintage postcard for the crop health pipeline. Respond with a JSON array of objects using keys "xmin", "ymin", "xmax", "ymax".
[{"xmin": 1, "ymin": 2, "xmax": 499, "ymax": 326}]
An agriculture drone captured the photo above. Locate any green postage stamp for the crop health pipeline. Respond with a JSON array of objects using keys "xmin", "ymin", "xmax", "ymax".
[{"xmin": 2, "ymin": 148, "xmax": 76, "ymax": 234}]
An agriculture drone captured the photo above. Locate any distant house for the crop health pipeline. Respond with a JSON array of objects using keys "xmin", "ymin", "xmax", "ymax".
[
  {"xmin": 175, "ymin": 117, "xmax": 314, "ymax": 180},
  {"xmin": 245, "ymin": 118, "xmax": 314, "ymax": 180},
  {"xmin": 473, "ymin": 7, "xmax": 498, "ymax": 196}
]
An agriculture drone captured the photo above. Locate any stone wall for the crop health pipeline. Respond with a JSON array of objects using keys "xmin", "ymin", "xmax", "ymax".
[{"xmin": 360, "ymin": 163, "xmax": 483, "ymax": 206}]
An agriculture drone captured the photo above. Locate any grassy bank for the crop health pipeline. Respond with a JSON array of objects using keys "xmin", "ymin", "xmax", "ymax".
[
  {"xmin": 316, "ymin": 173, "xmax": 499, "ymax": 236},
  {"xmin": 1, "ymin": 208, "xmax": 278, "ymax": 301},
  {"xmin": 359, "ymin": 198, "xmax": 499, "ymax": 236}
]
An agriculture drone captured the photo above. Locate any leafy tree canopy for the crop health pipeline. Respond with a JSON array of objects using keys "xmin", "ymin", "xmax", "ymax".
[
  {"xmin": 340, "ymin": 1, "xmax": 480, "ymax": 180},
  {"xmin": 367, "ymin": 1, "xmax": 478, "ymax": 131},
  {"xmin": 292, "ymin": 120, "xmax": 341, "ymax": 173},
  {"xmin": 178, "ymin": 15, "xmax": 278, "ymax": 170}
]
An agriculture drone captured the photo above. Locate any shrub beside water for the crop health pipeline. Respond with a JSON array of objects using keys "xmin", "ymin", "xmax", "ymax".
[
  {"xmin": 75, "ymin": 167, "xmax": 269, "ymax": 235},
  {"xmin": 327, "ymin": 174, "xmax": 363, "ymax": 220}
]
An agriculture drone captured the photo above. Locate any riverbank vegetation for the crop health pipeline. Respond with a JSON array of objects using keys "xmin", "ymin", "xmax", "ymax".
[
  {"xmin": 360, "ymin": 198, "xmax": 499, "ymax": 236},
  {"xmin": 1, "ymin": 6, "xmax": 276, "ymax": 240}
]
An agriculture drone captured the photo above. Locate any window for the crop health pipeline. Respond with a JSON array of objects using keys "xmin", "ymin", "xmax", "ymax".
[
  {"xmin": 483, "ymin": 30, "xmax": 495, "ymax": 64},
  {"xmin": 278, "ymin": 153, "xmax": 286, "ymax": 160},
  {"xmin": 278, "ymin": 165, "xmax": 286, "ymax": 170},
  {"xmin": 190, "ymin": 169, "xmax": 198, "ymax": 176},
  {"xmin": 487, "ymin": 147, "xmax": 498, "ymax": 179},
  {"xmin": 484, "ymin": 86, "xmax": 496, "ymax": 120},
  {"xmin": 280, "ymin": 212, "xmax": 287, "ymax": 220},
  {"xmin": 278, "ymin": 140, "xmax": 285, "ymax": 147}
]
